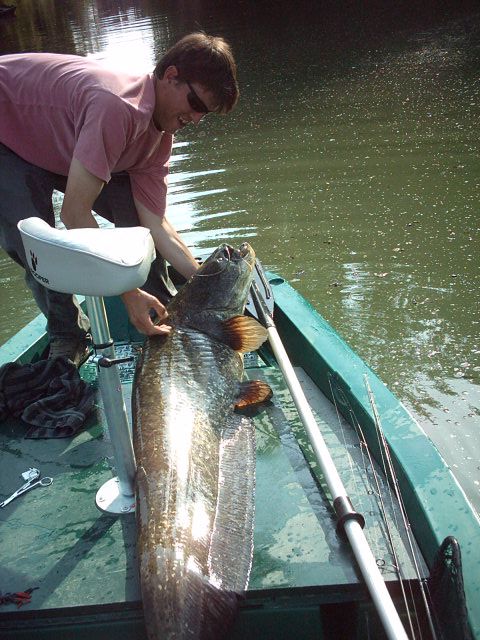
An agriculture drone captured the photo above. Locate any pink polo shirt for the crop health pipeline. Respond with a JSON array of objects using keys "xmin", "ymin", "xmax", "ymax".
[{"xmin": 0, "ymin": 52, "xmax": 172, "ymax": 216}]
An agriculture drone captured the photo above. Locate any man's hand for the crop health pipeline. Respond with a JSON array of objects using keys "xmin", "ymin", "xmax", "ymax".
[{"xmin": 121, "ymin": 289, "xmax": 172, "ymax": 336}]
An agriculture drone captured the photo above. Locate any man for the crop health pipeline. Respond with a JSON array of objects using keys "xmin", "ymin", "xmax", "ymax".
[{"xmin": 0, "ymin": 33, "xmax": 239, "ymax": 365}]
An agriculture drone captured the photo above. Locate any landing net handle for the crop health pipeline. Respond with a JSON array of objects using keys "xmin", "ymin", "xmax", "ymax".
[{"xmin": 249, "ymin": 279, "xmax": 409, "ymax": 640}]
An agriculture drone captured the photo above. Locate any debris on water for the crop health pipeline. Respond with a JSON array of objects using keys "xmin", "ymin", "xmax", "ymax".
[{"xmin": 453, "ymin": 362, "xmax": 471, "ymax": 378}]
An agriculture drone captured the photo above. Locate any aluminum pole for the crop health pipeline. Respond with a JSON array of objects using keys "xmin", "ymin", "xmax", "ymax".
[
  {"xmin": 86, "ymin": 296, "xmax": 136, "ymax": 514},
  {"xmin": 250, "ymin": 283, "xmax": 409, "ymax": 640}
]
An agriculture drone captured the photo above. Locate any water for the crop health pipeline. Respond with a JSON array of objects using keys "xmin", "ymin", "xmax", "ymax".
[{"xmin": 0, "ymin": 0, "xmax": 478, "ymax": 513}]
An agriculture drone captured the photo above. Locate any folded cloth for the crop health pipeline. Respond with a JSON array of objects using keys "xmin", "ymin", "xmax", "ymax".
[{"xmin": 0, "ymin": 356, "xmax": 95, "ymax": 438}]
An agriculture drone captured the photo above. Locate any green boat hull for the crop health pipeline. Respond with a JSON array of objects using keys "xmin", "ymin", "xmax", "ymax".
[{"xmin": 0, "ymin": 274, "xmax": 478, "ymax": 639}]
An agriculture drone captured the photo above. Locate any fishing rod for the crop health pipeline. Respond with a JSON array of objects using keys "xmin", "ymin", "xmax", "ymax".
[
  {"xmin": 364, "ymin": 375, "xmax": 439, "ymax": 640},
  {"xmin": 248, "ymin": 262, "xmax": 409, "ymax": 640},
  {"xmin": 328, "ymin": 376, "xmax": 419, "ymax": 640}
]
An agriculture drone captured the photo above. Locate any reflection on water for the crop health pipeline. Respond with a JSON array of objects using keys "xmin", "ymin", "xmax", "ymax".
[
  {"xmin": 0, "ymin": 0, "xmax": 478, "ymax": 511},
  {"xmin": 167, "ymin": 141, "xmax": 257, "ymax": 251}
]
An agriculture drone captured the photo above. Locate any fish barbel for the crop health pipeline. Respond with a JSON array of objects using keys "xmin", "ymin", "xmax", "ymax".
[{"xmin": 133, "ymin": 243, "xmax": 272, "ymax": 639}]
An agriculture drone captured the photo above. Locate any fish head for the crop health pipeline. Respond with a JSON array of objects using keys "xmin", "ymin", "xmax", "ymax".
[{"xmin": 169, "ymin": 243, "xmax": 256, "ymax": 321}]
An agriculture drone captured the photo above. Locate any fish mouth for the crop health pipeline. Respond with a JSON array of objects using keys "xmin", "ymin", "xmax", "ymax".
[
  {"xmin": 218, "ymin": 243, "xmax": 255, "ymax": 267},
  {"xmin": 195, "ymin": 242, "xmax": 256, "ymax": 280}
]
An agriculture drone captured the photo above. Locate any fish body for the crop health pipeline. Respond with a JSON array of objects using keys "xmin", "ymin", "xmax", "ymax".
[{"xmin": 133, "ymin": 244, "xmax": 271, "ymax": 640}]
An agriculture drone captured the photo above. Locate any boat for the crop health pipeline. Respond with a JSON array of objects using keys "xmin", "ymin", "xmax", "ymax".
[{"xmin": 0, "ymin": 229, "xmax": 479, "ymax": 639}]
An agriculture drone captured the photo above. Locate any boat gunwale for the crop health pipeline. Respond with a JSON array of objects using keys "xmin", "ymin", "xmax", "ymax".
[
  {"xmin": 265, "ymin": 272, "xmax": 480, "ymax": 639},
  {"xmin": 0, "ymin": 313, "xmax": 48, "ymax": 367}
]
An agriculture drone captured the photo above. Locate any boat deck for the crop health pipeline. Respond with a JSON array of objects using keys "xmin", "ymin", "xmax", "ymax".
[{"xmin": 0, "ymin": 338, "xmax": 424, "ymax": 638}]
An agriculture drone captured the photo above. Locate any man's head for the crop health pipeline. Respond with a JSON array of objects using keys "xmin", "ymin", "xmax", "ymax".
[{"xmin": 153, "ymin": 32, "xmax": 239, "ymax": 134}]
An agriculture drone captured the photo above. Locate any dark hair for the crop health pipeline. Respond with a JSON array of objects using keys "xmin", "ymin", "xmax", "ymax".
[{"xmin": 154, "ymin": 32, "xmax": 239, "ymax": 114}]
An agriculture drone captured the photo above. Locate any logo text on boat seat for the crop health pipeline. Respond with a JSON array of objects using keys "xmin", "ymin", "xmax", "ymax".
[
  {"xmin": 29, "ymin": 251, "xmax": 50, "ymax": 285},
  {"xmin": 30, "ymin": 250, "xmax": 38, "ymax": 272}
]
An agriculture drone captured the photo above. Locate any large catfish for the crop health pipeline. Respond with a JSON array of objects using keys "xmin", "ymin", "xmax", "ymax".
[{"xmin": 133, "ymin": 243, "xmax": 272, "ymax": 640}]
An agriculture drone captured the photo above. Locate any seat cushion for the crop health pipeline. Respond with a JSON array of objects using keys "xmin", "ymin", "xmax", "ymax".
[{"xmin": 18, "ymin": 217, "xmax": 155, "ymax": 296}]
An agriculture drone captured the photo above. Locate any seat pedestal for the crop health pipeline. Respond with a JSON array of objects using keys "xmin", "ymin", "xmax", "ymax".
[{"xmin": 86, "ymin": 296, "xmax": 136, "ymax": 514}]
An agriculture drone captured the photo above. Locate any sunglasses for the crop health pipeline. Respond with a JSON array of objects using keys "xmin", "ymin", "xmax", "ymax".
[{"xmin": 185, "ymin": 80, "xmax": 211, "ymax": 114}]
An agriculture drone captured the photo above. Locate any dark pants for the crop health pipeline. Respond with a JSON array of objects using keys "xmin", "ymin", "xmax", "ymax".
[{"xmin": 0, "ymin": 142, "xmax": 176, "ymax": 341}]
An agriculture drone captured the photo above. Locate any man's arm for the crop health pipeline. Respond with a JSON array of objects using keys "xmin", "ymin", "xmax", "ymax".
[
  {"xmin": 60, "ymin": 157, "xmax": 103, "ymax": 229},
  {"xmin": 134, "ymin": 199, "xmax": 199, "ymax": 280},
  {"xmin": 60, "ymin": 159, "xmax": 171, "ymax": 336}
]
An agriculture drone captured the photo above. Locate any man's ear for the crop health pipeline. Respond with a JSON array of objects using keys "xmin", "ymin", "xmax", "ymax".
[{"xmin": 163, "ymin": 65, "xmax": 179, "ymax": 82}]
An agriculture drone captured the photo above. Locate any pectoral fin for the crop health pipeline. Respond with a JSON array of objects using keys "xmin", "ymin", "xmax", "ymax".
[
  {"xmin": 220, "ymin": 316, "xmax": 268, "ymax": 353},
  {"xmin": 234, "ymin": 380, "xmax": 273, "ymax": 411}
]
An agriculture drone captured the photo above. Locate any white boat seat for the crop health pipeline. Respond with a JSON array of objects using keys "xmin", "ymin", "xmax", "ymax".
[
  {"xmin": 17, "ymin": 217, "xmax": 155, "ymax": 297},
  {"xmin": 17, "ymin": 216, "xmax": 154, "ymax": 512}
]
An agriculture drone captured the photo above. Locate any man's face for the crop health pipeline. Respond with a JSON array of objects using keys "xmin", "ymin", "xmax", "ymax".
[{"xmin": 153, "ymin": 66, "xmax": 217, "ymax": 134}]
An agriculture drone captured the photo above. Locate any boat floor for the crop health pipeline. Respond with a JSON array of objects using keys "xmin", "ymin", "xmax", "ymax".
[{"xmin": 0, "ymin": 343, "xmax": 426, "ymax": 630}]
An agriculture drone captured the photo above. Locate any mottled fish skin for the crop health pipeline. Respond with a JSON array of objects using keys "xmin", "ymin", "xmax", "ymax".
[{"xmin": 133, "ymin": 243, "xmax": 264, "ymax": 640}]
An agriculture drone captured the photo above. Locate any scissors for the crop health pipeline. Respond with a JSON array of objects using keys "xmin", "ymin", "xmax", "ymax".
[{"xmin": 0, "ymin": 470, "xmax": 53, "ymax": 508}]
